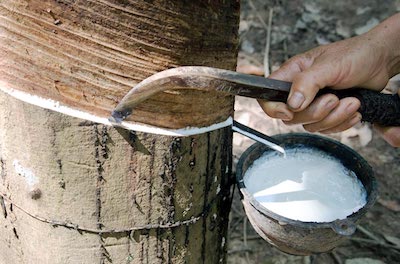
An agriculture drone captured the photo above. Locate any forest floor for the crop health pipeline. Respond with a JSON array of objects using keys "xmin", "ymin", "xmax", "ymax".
[{"xmin": 227, "ymin": 0, "xmax": 400, "ymax": 263}]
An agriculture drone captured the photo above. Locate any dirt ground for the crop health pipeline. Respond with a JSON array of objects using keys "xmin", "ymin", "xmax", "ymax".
[{"xmin": 227, "ymin": 1, "xmax": 400, "ymax": 263}]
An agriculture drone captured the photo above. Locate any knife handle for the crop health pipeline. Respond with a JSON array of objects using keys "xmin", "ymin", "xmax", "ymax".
[{"xmin": 318, "ymin": 88, "xmax": 400, "ymax": 126}]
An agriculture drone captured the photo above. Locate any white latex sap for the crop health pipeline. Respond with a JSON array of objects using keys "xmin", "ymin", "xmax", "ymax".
[{"xmin": 243, "ymin": 148, "xmax": 367, "ymax": 222}]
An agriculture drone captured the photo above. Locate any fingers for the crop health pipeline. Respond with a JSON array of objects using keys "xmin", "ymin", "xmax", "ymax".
[
  {"xmin": 319, "ymin": 112, "xmax": 362, "ymax": 134},
  {"xmin": 258, "ymin": 100, "xmax": 293, "ymax": 121},
  {"xmin": 374, "ymin": 125, "xmax": 400, "ymax": 147},
  {"xmin": 268, "ymin": 51, "xmax": 326, "ymax": 112},
  {"xmin": 260, "ymin": 53, "xmax": 317, "ymax": 120},
  {"xmin": 283, "ymin": 94, "xmax": 339, "ymax": 125},
  {"xmin": 280, "ymin": 97, "xmax": 359, "ymax": 133},
  {"xmin": 261, "ymin": 46, "xmax": 360, "ymax": 132},
  {"xmin": 302, "ymin": 97, "xmax": 360, "ymax": 132},
  {"xmin": 287, "ymin": 66, "xmax": 336, "ymax": 111}
]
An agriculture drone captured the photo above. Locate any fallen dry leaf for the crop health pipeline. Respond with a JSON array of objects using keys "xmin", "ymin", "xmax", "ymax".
[
  {"xmin": 378, "ymin": 198, "xmax": 400, "ymax": 212},
  {"xmin": 383, "ymin": 234, "xmax": 400, "ymax": 247}
]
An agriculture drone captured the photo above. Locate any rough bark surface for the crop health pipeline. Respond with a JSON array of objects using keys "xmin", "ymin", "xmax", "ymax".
[
  {"xmin": 0, "ymin": 0, "xmax": 239, "ymax": 129},
  {"xmin": 0, "ymin": 94, "xmax": 234, "ymax": 263},
  {"xmin": 0, "ymin": 0, "xmax": 240, "ymax": 263}
]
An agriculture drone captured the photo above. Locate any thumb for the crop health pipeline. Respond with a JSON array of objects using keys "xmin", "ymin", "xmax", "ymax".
[{"xmin": 287, "ymin": 65, "xmax": 338, "ymax": 111}]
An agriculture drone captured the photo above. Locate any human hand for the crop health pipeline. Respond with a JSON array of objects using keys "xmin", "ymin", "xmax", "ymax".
[{"xmin": 259, "ymin": 13, "xmax": 400, "ymax": 145}]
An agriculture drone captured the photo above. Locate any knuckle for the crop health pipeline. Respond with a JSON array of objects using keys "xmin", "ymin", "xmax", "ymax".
[{"xmin": 284, "ymin": 55, "xmax": 303, "ymax": 65}]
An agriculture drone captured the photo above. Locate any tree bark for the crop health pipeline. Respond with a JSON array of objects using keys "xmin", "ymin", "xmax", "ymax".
[{"xmin": 0, "ymin": 1, "xmax": 239, "ymax": 263}]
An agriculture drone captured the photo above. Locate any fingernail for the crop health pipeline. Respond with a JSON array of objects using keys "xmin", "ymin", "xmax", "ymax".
[
  {"xmin": 346, "ymin": 102, "xmax": 359, "ymax": 114},
  {"xmin": 288, "ymin": 92, "xmax": 305, "ymax": 109},
  {"xmin": 276, "ymin": 111, "xmax": 291, "ymax": 120}
]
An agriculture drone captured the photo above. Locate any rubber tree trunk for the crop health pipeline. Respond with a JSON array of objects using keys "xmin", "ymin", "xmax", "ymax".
[{"xmin": 0, "ymin": 1, "xmax": 240, "ymax": 263}]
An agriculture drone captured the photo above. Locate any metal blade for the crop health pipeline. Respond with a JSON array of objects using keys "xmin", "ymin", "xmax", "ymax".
[
  {"xmin": 214, "ymin": 70, "xmax": 292, "ymax": 101},
  {"xmin": 111, "ymin": 66, "xmax": 292, "ymax": 122}
]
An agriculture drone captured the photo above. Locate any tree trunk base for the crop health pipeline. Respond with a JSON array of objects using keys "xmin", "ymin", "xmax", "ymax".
[{"xmin": 0, "ymin": 91, "xmax": 234, "ymax": 263}]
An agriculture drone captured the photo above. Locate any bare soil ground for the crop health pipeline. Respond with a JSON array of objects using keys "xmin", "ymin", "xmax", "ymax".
[{"xmin": 228, "ymin": 1, "xmax": 400, "ymax": 263}]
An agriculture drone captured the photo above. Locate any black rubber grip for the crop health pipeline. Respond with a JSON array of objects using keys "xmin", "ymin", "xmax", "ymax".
[{"xmin": 320, "ymin": 88, "xmax": 400, "ymax": 126}]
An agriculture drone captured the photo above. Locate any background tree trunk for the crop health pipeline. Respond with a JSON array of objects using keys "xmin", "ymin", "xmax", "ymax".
[{"xmin": 0, "ymin": 1, "xmax": 240, "ymax": 263}]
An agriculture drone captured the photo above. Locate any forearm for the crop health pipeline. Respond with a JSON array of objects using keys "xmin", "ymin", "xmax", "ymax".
[{"xmin": 366, "ymin": 13, "xmax": 400, "ymax": 77}]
